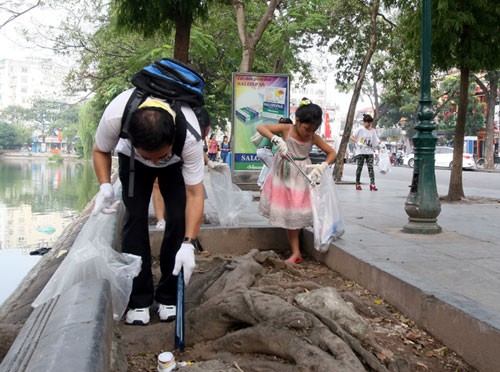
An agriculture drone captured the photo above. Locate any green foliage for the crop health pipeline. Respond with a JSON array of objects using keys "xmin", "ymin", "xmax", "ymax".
[
  {"xmin": 394, "ymin": 0, "xmax": 500, "ymax": 73},
  {"xmin": 434, "ymin": 75, "xmax": 486, "ymax": 136},
  {"xmin": 113, "ymin": 0, "xmax": 211, "ymax": 37},
  {"xmin": 77, "ymin": 99, "xmax": 102, "ymax": 159},
  {"xmin": 0, "ymin": 101, "xmax": 78, "ymax": 149},
  {"xmin": 48, "ymin": 154, "xmax": 64, "ymax": 163},
  {"xmin": 0, "ymin": 121, "xmax": 31, "ymax": 149},
  {"xmin": 0, "ymin": 105, "xmax": 32, "ymax": 126}
]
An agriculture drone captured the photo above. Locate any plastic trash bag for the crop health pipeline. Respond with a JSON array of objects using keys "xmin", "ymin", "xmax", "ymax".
[
  {"xmin": 378, "ymin": 147, "xmax": 391, "ymax": 174},
  {"xmin": 32, "ymin": 182, "xmax": 142, "ymax": 321},
  {"xmin": 209, "ymin": 165, "xmax": 253, "ymax": 226},
  {"xmin": 310, "ymin": 167, "xmax": 345, "ymax": 252}
]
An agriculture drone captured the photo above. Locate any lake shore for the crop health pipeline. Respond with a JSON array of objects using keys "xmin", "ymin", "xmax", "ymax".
[{"xmin": 0, "ymin": 150, "xmax": 86, "ymax": 161}]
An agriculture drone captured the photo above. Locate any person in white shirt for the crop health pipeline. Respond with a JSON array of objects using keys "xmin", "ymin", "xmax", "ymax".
[
  {"xmin": 92, "ymin": 89, "xmax": 205, "ymax": 326},
  {"xmin": 350, "ymin": 114, "xmax": 380, "ymax": 191}
]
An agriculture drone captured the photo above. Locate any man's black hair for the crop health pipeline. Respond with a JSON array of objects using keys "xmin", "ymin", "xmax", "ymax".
[{"xmin": 128, "ymin": 107, "xmax": 176, "ymax": 151}]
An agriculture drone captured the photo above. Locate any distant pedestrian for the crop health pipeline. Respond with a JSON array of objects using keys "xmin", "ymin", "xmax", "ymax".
[
  {"xmin": 351, "ymin": 114, "xmax": 380, "ymax": 191},
  {"xmin": 220, "ymin": 135, "xmax": 231, "ymax": 163}
]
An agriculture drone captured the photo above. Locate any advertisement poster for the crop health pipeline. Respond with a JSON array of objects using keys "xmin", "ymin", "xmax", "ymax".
[{"xmin": 232, "ymin": 73, "xmax": 290, "ymax": 171}]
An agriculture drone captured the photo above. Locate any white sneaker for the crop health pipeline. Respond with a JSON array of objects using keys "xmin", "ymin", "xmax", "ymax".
[
  {"xmin": 125, "ymin": 307, "xmax": 150, "ymax": 325},
  {"xmin": 156, "ymin": 219, "xmax": 166, "ymax": 230},
  {"xmin": 158, "ymin": 304, "xmax": 176, "ymax": 322}
]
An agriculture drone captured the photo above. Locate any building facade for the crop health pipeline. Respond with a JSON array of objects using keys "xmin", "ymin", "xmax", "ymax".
[{"xmin": 0, "ymin": 57, "xmax": 68, "ymax": 110}]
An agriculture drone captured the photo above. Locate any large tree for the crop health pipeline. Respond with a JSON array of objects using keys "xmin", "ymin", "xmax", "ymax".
[
  {"xmin": 232, "ymin": 0, "xmax": 280, "ymax": 72},
  {"xmin": 316, "ymin": 0, "xmax": 387, "ymax": 182},
  {"xmin": 397, "ymin": 0, "xmax": 500, "ymax": 201},
  {"xmin": 113, "ymin": 0, "xmax": 212, "ymax": 62}
]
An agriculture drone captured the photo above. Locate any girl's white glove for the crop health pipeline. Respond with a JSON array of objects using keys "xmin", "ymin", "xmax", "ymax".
[
  {"xmin": 92, "ymin": 183, "xmax": 120, "ymax": 215},
  {"xmin": 306, "ymin": 161, "xmax": 329, "ymax": 182},
  {"xmin": 271, "ymin": 135, "xmax": 288, "ymax": 155},
  {"xmin": 172, "ymin": 243, "xmax": 196, "ymax": 286}
]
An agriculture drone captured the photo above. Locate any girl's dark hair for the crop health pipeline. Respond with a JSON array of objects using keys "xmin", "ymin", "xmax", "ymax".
[
  {"xmin": 363, "ymin": 114, "xmax": 374, "ymax": 123},
  {"xmin": 129, "ymin": 107, "xmax": 176, "ymax": 151},
  {"xmin": 279, "ymin": 117, "xmax": 293, "ymax": 124},
  {"xmin": 295, "ymin": 101, "xmax": 323, "ymax": 127}
]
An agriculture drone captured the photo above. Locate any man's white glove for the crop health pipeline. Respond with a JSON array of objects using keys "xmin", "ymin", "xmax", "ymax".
[
  {"xmin": 271, "ymin": 135, "xmax": 288, "ymax": 155},
  {"xmin": 172, "ymin": 243, "xmax": 196, "ymax": 287},
  {"xmin": 207, "ymin": 160, "xmax": 228, "ymax": 170},
  {"xmin": 92, "ymin": 183, "xmax": 120, "ymax": 215},
  {"xmin": 305, "ymin": 161, "xmax": 329, "ymax": 182}
]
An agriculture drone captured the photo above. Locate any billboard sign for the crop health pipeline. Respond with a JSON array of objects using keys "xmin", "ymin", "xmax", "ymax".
[{"xmin": 232, "ymin": 73, "xmax": 290, "ymax": 171}]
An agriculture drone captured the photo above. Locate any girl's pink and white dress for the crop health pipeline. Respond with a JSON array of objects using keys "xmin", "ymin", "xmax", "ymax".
[{"xmin": 259, "ymin": 136, "xmax": 313, "ymax": 229}]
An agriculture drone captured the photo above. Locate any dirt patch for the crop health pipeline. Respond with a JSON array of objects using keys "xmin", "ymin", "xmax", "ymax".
[{"xmin": 119, "ymin": 250, "xmax": 475, "ymax": 372}]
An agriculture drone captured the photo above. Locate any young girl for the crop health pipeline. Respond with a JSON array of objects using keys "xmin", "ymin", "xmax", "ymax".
[
  {"xmin": 351, "ymin": 114, "xmax": 379, "ymax": 190},
  {"xmin": 257, "ymin": 100, "xmax": 336, "ymax": 264}
]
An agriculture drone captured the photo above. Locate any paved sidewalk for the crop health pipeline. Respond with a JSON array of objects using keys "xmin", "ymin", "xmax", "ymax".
[{"xmin": 204, "ymin": 164, "xmax": 500, "ymax": 372}]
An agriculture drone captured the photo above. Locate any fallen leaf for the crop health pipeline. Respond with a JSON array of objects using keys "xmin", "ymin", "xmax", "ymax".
[
  {"xmin": 433, "ymin": 346, "xmax": 448, "ymax": 356},
  {"xmin": 376, "ymin": 349, "xmax": 394, "ymax": 362},
  {"xmin": 406, "ymin": 331, "xmax": 422, "ymax": 342},
  {"xmin": 416, "ymin": 361, "xmax": 429, "ymax": 370}
]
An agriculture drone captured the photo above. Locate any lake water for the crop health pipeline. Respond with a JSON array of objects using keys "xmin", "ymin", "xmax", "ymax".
[{"xmin": 0, "ymin": 156, "xmax": 98, "ymax": 306}]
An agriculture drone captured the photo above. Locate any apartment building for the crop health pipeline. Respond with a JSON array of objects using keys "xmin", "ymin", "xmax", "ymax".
[{"xmin": 0, "ymin": 57, "xmax": 68, "ymax": 110}]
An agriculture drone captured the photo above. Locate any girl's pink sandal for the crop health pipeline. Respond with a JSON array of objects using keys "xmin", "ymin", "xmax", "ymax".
[{"xmin": 285, "ymin": 256, "xmax": 303, "ymax": 264}]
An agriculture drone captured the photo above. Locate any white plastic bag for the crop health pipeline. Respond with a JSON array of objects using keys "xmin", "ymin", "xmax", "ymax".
[
  {"xmin": 32, "ymin": 182, "xmax": 142, "ymax": 320},
  {"xmin": 250, "ymin": 131, "xmax": 264, "ymax": 147},
  {"xmin": 209, "ymin": 165, "xmax": 253, "ymax": 226},
  {"xmin": 378, "ymin": 147, "xmax": 391, "ymax": 174},
  {"xmin": 310, "ymin": 167, "xmax": 345, "ymax": 252}
]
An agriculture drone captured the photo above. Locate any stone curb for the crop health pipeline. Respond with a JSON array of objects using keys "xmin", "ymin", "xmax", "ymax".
[{"xmin": 0, "ymin": 279, "xmax": 113, "ymax": 372}]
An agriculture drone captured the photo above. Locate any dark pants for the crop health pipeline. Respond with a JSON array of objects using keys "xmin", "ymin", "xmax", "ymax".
[
  {"xmin": 118, "ymin": 154, "xmax": 186, "ymax": 309},
  {"xmin": 355, "ymin": 154, "xmax": 375, "ymax": 185}
]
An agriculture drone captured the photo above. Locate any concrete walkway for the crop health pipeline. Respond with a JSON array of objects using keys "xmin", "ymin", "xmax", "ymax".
[{"xmin": 205, "ymin": 164, "xmax": 500, "ymax": 372}]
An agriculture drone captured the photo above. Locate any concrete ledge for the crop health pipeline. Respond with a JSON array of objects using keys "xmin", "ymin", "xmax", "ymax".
[
  {"xmin": 151, "ymin": 226, "xmax": 289, "ymax": 258},
  {"xmin": 301, "ymin": 228, "xmax": 500, "ymax": 372},
  {"xmin": 0, "ymin": 279, "xmax": 114, "ymax": 372}
]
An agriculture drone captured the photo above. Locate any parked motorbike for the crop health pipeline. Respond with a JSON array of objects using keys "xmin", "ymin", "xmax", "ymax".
[{"xmin": 392, "ymin": 151, "xmax": 404, "ymax": 166}]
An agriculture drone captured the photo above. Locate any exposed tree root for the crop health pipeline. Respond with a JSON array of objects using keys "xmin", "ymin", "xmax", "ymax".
[{"xmin": 179, "ymin": 249, "xmax": 398, "ymax": 371}]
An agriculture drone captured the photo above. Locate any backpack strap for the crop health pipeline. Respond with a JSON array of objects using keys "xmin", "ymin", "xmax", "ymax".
[
  {"xmin": 171, "ymin": 101, "xmax": 202, "ymax": 157},
  {"xmin": 121, "ymin": 89, "xmax": 146, "ymax": 139},
  {"xmin": 171, "ymin": 101, "xmax": 187, "ymax": 157}
]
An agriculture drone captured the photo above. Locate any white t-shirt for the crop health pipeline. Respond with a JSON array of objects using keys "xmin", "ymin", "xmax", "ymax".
[
  {"xmin": 353, "ymin": 126, "xmax": 379, "ymax": 155},
  {"xmin": 94, "ymin": 88, "xmax": 204, "ymax": 185}
]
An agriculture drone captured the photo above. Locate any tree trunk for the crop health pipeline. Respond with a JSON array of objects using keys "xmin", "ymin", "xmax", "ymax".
[
  {"xmin": 484, "ymin": 71, "xmax": 499, "ymax": 169},
  {"xmin": 174, "ymin": 17, "xmax": 192, "ymax": 63},
  {"xmin": 446, "ymin": 65, "xmax": 469, "ymax": 201},
  {"xmin": 233, "ymin": 0, "xmax": 280, "ymax": 73},
  {"xmin": 333, "ymin": 0, "xmax": 380, "ymax": 182},
  {"xmin": 372, "ymin": 68, "xmax": 380, "ymax": 126}
]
